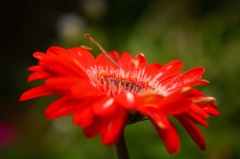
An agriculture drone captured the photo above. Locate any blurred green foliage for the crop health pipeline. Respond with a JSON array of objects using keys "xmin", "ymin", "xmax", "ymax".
[{"xmin": 1, "ymin": 0, "xmax": 240, "ymax": 159}]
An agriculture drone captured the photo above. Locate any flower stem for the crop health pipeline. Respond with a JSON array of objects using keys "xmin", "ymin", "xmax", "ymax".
[{"xmin": 113, "ymin": 133, "xmax": 130, "ymax": 159}]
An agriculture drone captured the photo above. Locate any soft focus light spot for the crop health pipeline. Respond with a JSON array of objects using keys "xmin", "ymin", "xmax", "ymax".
[
  {"xmin": 57, "ymin": 13, "xmax": 86, "ymax": 44},
  {"xmin": 52, "ymin": 116, "xmax": 75, "ymax": 133},
  {"xmin": 80, "ymin": 0, "xmax": 107, "ymax": 21},
  {"xmin": 0, "ymin": 123, "xmax": 16, "ymax": 148}
]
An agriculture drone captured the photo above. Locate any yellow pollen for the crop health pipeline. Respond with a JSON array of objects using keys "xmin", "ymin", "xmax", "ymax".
[
  {"xmin": 118, "ymin": 74, "xmax": 122, "ymax": 80},
  {"xmin": 118, "ymin": 81, "xmax": 122, "ymax": 88},
  {"xmin": 112, "ymin": 71, "xmax": 115, "ymax": 76},
  {"xmin": 144, "ymin": 81, "xmax": 148, "ymax": 87}
]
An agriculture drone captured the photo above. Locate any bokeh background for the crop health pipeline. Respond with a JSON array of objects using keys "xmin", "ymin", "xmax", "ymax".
[{"xmin": 1, "ymin": 0, "xmax": 240, "ymax": 158}]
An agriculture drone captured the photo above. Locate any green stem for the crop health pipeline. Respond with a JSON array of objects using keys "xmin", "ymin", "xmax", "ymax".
[{"xmin": 113, "ymin": 133, "xmax": 130, "ymax": 159}]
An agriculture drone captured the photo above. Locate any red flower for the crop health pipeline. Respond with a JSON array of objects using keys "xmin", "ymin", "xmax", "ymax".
[{"xmin": 20, "ymin": 42, "xmax": 219, "ymax": 154}]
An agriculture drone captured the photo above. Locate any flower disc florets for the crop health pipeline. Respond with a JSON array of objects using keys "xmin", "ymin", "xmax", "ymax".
[{"xmin": 87, "ymin": 65, "xmax": 150, "ymax": 96}]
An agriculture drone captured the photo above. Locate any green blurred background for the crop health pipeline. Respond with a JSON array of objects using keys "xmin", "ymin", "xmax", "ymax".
[{"xmin": 1, "ymin": 0, "xmax": 240, "ymax": 158}]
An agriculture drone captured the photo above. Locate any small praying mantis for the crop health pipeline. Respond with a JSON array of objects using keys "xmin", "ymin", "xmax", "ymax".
[{"xmin": 81, "ymin": 34, "xmax": 120, "ymax": 67}]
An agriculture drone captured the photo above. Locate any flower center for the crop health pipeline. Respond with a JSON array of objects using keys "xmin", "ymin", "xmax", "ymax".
[
  {"xmin": 105, "ymin": 77, "xmax": 146, "ymax": 95},
  {"xmin": 87, "ymin": 66, "xmax": 150, "ymax": 96}
]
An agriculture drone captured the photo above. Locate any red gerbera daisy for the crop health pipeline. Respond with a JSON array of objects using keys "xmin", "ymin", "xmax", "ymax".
[{"xmin": 20, "ymin": 35, "xmax": 219, "ymax": 154}]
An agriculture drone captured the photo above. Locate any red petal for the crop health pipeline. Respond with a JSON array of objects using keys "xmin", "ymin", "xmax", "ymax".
[
  {"xmin": 189, "ymin": 104, "xmax": 210, "ymax": 118},
  {"xmin": 183, "ymin": 111, "xmax": 208, "ymax": 127},
  {"xmin": 39, "ymin": 53, "xmax": 89, "ymax": 78},
  {"xmin": 100, "ymin": 108, "xmax": 128, "ymax": 145},
  {"xmin": 119, "ymin": 52, "xmax": 132, "ymax": 69},
  {"xmin": 150, "ymin": 118, "xmax": 180, "ymax": 154},
  {"xmin": 194, "ymin": 79, "xmax": 210, "ymax": 85},
  {"xmin": 33, "ymin": 52, "xmax": 45, "ymax": 59},
  {"xmin": 187, "ymin": 88, "xmax": 205, "ymax": 97},
  {"xmin": 70, "ymin": 82, "xmax": 103, "ymax": 99},
  {"xmin": 27, "ymin": 65, "xmax": 41, "ymax": 71},
  {"xmin": 181, "ymin": 67, "xmax": 205, "ymax": 82},
  {"xmin": 73, "ymin": 108, "xmax": 94, "ymax": 127},
  {"xmin": 67, "ymin": 47, "xmax": 96, "ymax": 69},
  {"xmin": 115, "ymin": 92, "xmax": 138, "ymax": 109},
  {"xmin": 83, "ymin": 117, "xmax": 101, "ymax": 138},
  {"xmin": 119, "ymin": 53, "xmax": 147, "ymax": 70},
  {"xmin": 165, "ymin": 67, "xmax": 205, "ymax": 89},
  {"xmin": 45, "ymin": 96, "xmax": 78, "ymax": 119},
  {"xmin": 130, "ymin": 53, "xmax": 146, "ymax": 69},
  {"xmin": 45, "ymin": 77, "xmax": 103, "ymax": 99},
  {"xmin": 175, "ymin": 115, "xmax": 206, "ymax": 150},
  {"xmin": 151, "ymin": 60, "xmax": 183, "ymax": 82},
  {"xmin": 145, "ymin": 63, "xmax": 162, "ymax": 76},
  {"xmin": 160, "ymin": 98, "xmax": 192, "ymax": 115},
  {"xmin": 46, "ymin": 46, "xmax": 68, "ymax": 55},
  {"xmin": 192, "ymin": 96, "xmax": 216, "ymax": 107},
  {"xmin": 203, "ymin": 106, "xmax": 220, "ymax": 116},
  {"xmin": 121, "ymin": 52, "xmax": 132, "ymax": 60},
  {"xmin": 109, "ymin": 51, "xmax": 121, "ymax": 62},
  {"xmin": 45, "ymin": 77, "xmax": 80, "ymax": 92},
  {"xmin": 162, "ymin": 86, "xmax": 192, "ymax": 101},
  {"xmin": 92, "ymin": 97, "xmax": 118, "ymax": 116},
  {"xmin": 96, "ymin": 52, "xmax": 120, "ymax": 68},
  {"xmin": 137, "ymin": 93, "xmax": 164, "ymax": 113},
  {"xmin": 28, "ymin": 71, "xmax": 51, "ymax": 82},
  {"xmin": 19, "ymin": 85, "xmax": 54, "ymax": 101},
  {"xmin": 159, "ymin": 67, "xmax": 206, "ymax": 96},
  {"xmin": 147, "ymin": 108, "xmax": 170, "ymax": 129},
  {"xmin": 138, "ymin": 93, "xmax": 192, "ymax": 115}
]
